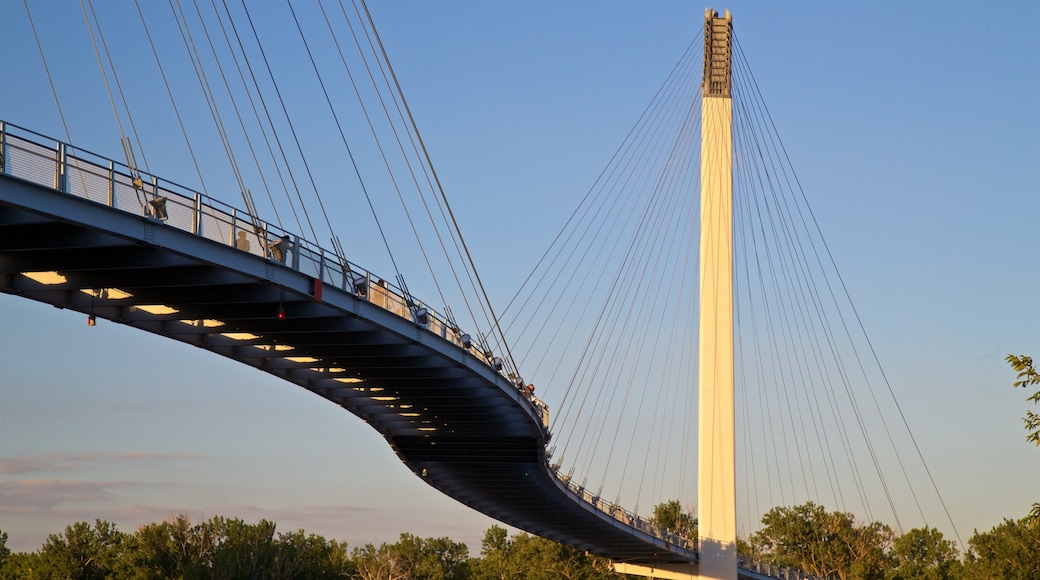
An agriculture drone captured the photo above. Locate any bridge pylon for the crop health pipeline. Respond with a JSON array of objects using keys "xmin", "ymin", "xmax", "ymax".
[
  {"xmin": 612, "ymin": 9, "xmax": 735, "ymax": 580},
  {"xmin": 697, "ymin": 7, "xmax": 736, "ymax": 580}
]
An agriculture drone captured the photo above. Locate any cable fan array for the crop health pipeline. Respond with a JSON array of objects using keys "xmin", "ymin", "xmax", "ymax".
[
  {"xmin": 500, "ymin": 30, "xmax": 960, "ymax": 543},
  {"xmin": 23, "ymin": 0, "xmax": 522, "ymax": 377},
  {"xmin": 21, "ymin": 0, "xmax": 961, "ymax": 546}
]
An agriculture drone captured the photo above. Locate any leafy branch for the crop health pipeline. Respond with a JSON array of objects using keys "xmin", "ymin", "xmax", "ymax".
[{"xmin": 1006, "ymin": 354, "xmax": 1040, "ymax": 525}]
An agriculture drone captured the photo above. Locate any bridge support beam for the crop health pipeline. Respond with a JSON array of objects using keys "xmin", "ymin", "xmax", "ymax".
[
  {"xmin": 613, "ymin": 562, "xmax": 698, "ymax": 580},
  {"xmin": 697, "ymin": 8, "xmax": 736, "ymax": 580}
]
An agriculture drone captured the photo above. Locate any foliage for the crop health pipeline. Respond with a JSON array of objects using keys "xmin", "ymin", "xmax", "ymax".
[
  {"xmin": 0, "ymin": 515, "xmax": 355, "ymax": 580},
  {"xmin": 4, "ymin": 508, "xmax": 1040, "ymax": 579},
  {"xmin": 1006, "ymin": 354, "xmax": 1040, "ymax": 525},
  {"xmin": 37, "ymin": 520, "xmax": 131, "ymax": 579},
  {"xmin": 351, "ymin": 532, "xmax": 469, "ymax": 580},
  {"xmin": 960, "ymin": 515, "xmax": 1040, "ymax": 580},
  {"xmin": 271, "ymin": 529, "xmax": 353, "ymax": 579},
  {"xmin": 650, "ymin": 500, "xmax": 697, "ymax": 539},
  {"xmin": 749, "ymin": 501, "xmax": 893, "ymax": 580},
  {"xmin": 131, "ymin": 514, "xmax": 354, "ymax": 579},
  {"xmin": 472, "ymin": 525, "xmax": 620, "ymax": 580},
  {"xmin": 1006, "ymin": 354, "xmax": 1040, "ymax": 447},
  {"xmin": 885, "ymin": 526, "xmax": 960, "ymax": 580},
  {"xmin": 0, "ymin": 552, "xmax": 45, "ymax": 580}
]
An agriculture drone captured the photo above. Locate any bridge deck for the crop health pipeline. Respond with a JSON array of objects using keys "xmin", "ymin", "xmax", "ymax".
[{"xmin": 0, "ymin": 122, "xmax": 699, "ymax": 566}]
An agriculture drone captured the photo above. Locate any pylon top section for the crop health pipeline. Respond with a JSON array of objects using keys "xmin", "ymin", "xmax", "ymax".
[{"xmin": 703, "ymin": 9, "xmax": 733, "ymax": 98}]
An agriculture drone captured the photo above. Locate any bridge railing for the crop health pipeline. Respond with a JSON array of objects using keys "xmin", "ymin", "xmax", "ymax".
[
  {"xmin": 554, "ymin": 474, "xmax": 697, "ymax": 553},
  {"xmin": 737, "ymin": 558, "xmax": 835, "ymax": 580},
  {"xmin": 551, "ymin": 476, "xmax": 834, "ymax": 579},
  {"xmin": 0, "ymin": 120, "xmax": 548, "ymax": 420}
]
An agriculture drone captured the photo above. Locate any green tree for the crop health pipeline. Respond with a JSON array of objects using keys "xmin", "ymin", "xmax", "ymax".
[
  {"xmin": 749, "ymin": 502, "xmax": 893, "ymax": 580},
  {"xmin": 352, "ymin": 533, "xmax": 470, "ymax": 580},
  {"xmin": 650, "ymin": 500, "xmax": 697, "ymax": 540},
  {"xmin": 130, "ymin": 513, "xmax": 356, "ymax": 579},
  {"xmin": 36, "ymin": 520, "xmax": 129, "ymax": 579},
  {"xmin": 472, "ymin": 525, "xmax": 619, "ymax": 580},
  {"xmin": 1006, "ymin": 354, "xmax": 1040, "ymax": 524},
  {"xmin": 271, "ymin": 529, "xmax": 353, "ymax": 579},
  {"xmin": 473, "ymin": 526, "xmax": 516, "ymax": 579},
  {"xmin": 960, "ymin": 515, "xmax": 1040, "ymax": 579},
  {"xmin": 209, "ymin": 517, "xmax": 279, "ymax": 578},
  {"xmin": 886, "ymin": 526, "xmax": 960, "ymax": 580},
  {"xmin": 0, "ymin": 552, "xmax": 46, "ymax": 580},
  {"xmin": 1007, "ymin": 354, "xmax": 1040, "ymax": 446},
  {"xmin": 132, "ymin": 514, "xmax": 218, "ymax": 578}
]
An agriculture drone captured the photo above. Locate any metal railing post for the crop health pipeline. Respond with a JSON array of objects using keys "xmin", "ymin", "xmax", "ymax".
[
  {"xmin": 0, "ymin": 121, "xmax": 6, "ymax": 175},
  {"xmin": 193, "ymin": 193, "xmax": 202, "ymax": 235},
  {"xmin": 230, "ymin": 208, "xmax": 237, "ymax": 245},
  {"xmin": 107, "ymin": 161, "xmax": 115, "ymax": 207},
  {"xmin": 291, "ymin": 235, "xmax": 300, "ymax": 270},
  {"xmin": 56, "ymin": 142, "xmax": 67, "ymax": 192}
]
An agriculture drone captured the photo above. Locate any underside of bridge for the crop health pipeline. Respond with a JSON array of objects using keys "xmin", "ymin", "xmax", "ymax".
[{"xmin": 0, "ymin": 170, "xmax": 697, "ymax": 567}]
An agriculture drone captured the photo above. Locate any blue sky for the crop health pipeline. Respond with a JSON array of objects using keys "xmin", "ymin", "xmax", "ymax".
[{"xmin": 1, "ymin": 0, "xmax": 1037, "ymax": 554}]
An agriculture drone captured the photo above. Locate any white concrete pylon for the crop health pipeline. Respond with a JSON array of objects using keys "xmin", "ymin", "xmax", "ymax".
[{"xmin": 697, "ymin": 8, "xmax": 736, "ymax": 580}]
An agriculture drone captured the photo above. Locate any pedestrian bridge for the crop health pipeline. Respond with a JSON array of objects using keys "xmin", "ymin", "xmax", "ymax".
[{"xmin": 1, "ymin": 121, "xmax": 815, "ymax": 579}]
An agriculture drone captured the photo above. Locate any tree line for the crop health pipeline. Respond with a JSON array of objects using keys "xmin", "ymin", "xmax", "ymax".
[
  {"xmin": 1, "ymin": 502, "xmax": 1037, "ymax": 580},
  {"xmin": 2, "ymin": 356, "xmax": 1036, "ymax": 579}
]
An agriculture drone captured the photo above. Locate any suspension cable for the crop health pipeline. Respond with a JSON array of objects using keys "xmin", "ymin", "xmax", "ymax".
[
  {"xmin": 134, "ymin": 0, "xmax": 210, "ymax": 197},
  {"xmin": 358, "ymin": 0, "xmax": 519, "ymax": 370},
  {"xmin": 22, "ymin": 0, "xmax": 85, "ymax": 196}
]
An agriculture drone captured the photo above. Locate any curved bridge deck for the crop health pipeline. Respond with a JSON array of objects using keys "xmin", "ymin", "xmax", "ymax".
[{"xmin": 0, "ymin": 122, "xmax": 699, "ymax": 566}]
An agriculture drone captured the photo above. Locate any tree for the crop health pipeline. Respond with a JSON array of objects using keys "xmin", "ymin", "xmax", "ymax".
[
  {"xmin": 1006, "ymin": 354, "xmax": 1040, "ymax": 524},
  {"xmin": 650, "ymin": 500, "xmax": 697, "ymax": 540},
  {"xmin": 886, "ymin": 526, "xmax": 960, "ymax": 580},
  {"xmin": 472, "ymin": 525, "xmax": 620, "ymax": 580},
  {"xmin": 132, "ymin": 514, "xmax": 218, "ymax": 577},
  {"xmin": 1007, "ymin": 354, "xmax": 1040, "ymax": 446},
  {"xmin": 0, "ymin": 552, "xmax": 45, "ymax": 580},
  {"xmin": 473, "ymin": 526, "xmax": 516, "ymax": 580},
  {"xmin": 209, "ymin": 517, "xmax": 279, "ymax": 578},
  {"xmin": 749, "ymin": 502, "xmax": 893, "ymax": 580},
  {"xmin": 352, "ymin": 533, "xmax": 470, "ymax": 580},
  {"xmin": 960, "ymin": 515, "xmax": 1040, "ymax": 579},
  {"xmin": 36, "ymin": 520, "xmax": 130, "ymax": 579},
  {"xmin": 271, "ymin": 529, "xmax": 353, "ymax": 579}
]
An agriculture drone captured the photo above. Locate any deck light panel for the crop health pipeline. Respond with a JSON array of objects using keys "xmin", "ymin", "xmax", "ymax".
[
  {"xmin": 135, "ymin": 304, "xmax": 179, "ymax": 315},
  {"xmin": 221, "ymin": 332, "xmax": 260, "ymax": 341},
  {"xmin": 81, "ymin": 288, "xmax": 133, "ymax": 299},
  {"xmin": 22, "ymin": 271, "xmax": 67, "ymax": 285}
]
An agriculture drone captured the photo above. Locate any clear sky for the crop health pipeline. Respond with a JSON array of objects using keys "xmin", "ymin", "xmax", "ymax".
[{"xmin": 1, "ymin": 0, "xmax": 1038, "ymax": 555}]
